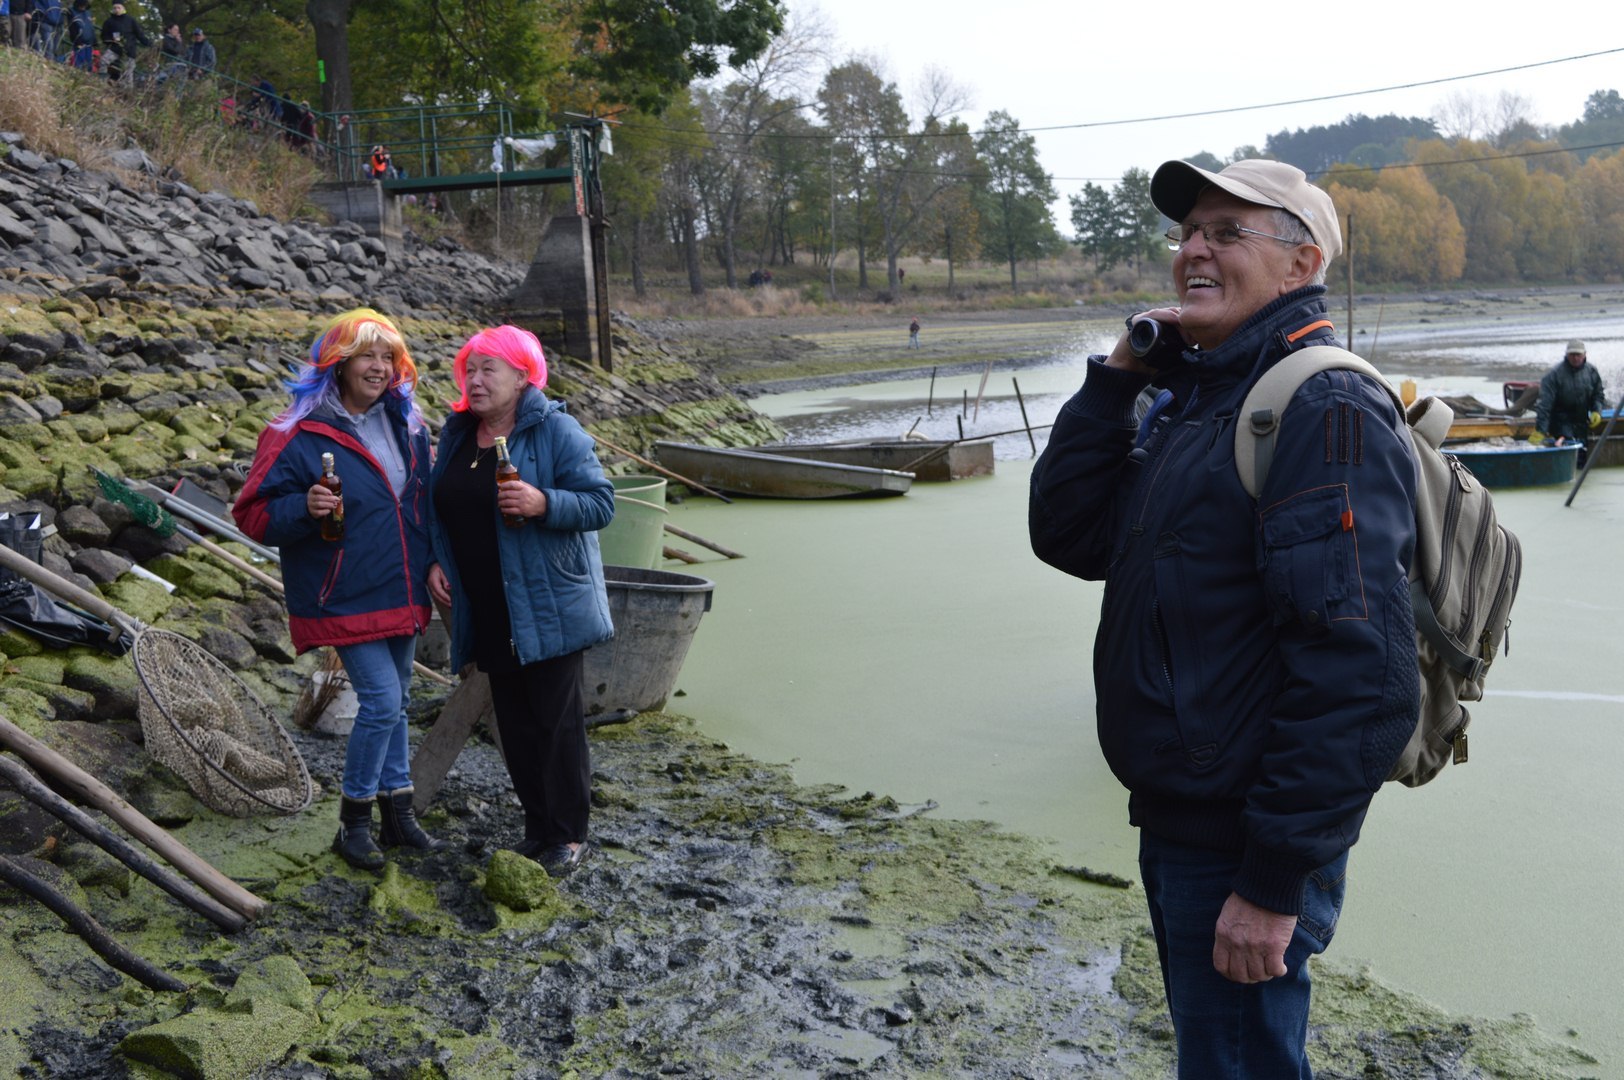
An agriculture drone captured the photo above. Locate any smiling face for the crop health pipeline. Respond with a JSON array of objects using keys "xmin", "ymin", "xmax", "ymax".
[
  {"xmin": 1173, "ymin": 189, "xmax": 1320, "ymax": 350},
  {"xmin": 462, "ymin": 353, "xmax": 529, "ymax": 423},
  {"xmin": 337, "ymin": 340, "xmax": 395, "ymax": 414}
]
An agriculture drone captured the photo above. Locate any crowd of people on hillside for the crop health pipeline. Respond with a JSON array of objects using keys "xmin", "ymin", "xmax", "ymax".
[
  {"xmin": 2, "ymin": 2, "xmax": 328, "ymax": 159},
  {"xmin": 3, "ymin": 0, "xmax": 214, "ymax": 83}
]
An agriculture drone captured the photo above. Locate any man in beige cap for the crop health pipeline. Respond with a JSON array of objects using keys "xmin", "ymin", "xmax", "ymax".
[
  {"xmin": 1532, "ymin": 338, "xmax": 1608, "ymax": 455},
  {"xmin": 1031, "ymin": 158, "xmax": 1418, "ymax": 1077}
]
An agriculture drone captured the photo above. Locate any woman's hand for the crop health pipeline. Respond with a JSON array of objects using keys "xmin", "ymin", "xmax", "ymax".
[
  {"xmin": 306, "ymin": 482, "xmax": 339, "ymax": 519},
  {"xmin": 497, "ymin": 479, "xmax": 548, "ymax": 523},
  {"xmin": 427, "ymin": 563, "xmax": 451, "ymax": 606}
]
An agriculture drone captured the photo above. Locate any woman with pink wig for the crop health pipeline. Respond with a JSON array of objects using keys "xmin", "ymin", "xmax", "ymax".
[
  {"xmin": 234, "ymin": 308, "xmax": 441, "ymax": 872},
  {"xmin": 426, "ymin": 325, "xmax": 613, "ymax": 877}
]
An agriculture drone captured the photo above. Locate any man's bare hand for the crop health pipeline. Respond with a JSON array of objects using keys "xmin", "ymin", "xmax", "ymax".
[{"xmin": 1213, "ymin": 892, "xmax": 1296, "ymax": 983}]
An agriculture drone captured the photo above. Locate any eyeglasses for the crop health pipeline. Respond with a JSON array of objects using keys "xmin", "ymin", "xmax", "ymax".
[{"xmin": 1164, "ymin": 221, "xmax": 1304, "ymax": 252}]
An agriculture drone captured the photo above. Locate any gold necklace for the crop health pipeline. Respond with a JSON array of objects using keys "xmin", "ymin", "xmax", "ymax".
[{"xmin": 469, "ymin": 442, "xmax": 494, "ymax": 469}]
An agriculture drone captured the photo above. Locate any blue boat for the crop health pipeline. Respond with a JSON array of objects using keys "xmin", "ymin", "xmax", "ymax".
[{"xmin": 1443, "ymin": 444, "xmax": 1580, "ymax": 487}]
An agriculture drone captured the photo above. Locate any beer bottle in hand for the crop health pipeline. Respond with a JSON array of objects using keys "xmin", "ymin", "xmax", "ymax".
[
  {"xmin": 494, "ymin": 436, "xmax": 524, "ymax": 528},
  {"xmin": 319, "ymin": 452, "xmax": 345, "ymax": 541}
]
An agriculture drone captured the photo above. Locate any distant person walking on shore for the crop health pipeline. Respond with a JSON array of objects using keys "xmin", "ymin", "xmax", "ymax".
[
  {"xmin": 1532, "ymin": 339, "xmax": 1608, "ymax": 458},
  {"xmin": 99, "ymin": 1, "xmax": 147, "ymax": 82},
  {"xmin": 908, "ymin": 316, "xmax": 921, "ymax": 349}
]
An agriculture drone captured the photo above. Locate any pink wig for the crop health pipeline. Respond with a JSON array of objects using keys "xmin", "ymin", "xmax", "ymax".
[{"xmin": 449, "ymin": 325, "xmax": 549, "ymax": 413}]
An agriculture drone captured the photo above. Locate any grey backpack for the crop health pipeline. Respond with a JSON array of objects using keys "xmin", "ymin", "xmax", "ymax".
[{"xmin": 1235, "ymin": 346, "xmax": 1523, "ymax": 787}]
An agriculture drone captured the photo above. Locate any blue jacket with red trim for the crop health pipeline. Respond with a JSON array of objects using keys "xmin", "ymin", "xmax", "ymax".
[
  {"xmin": 233, "ymin": 397, "xmax": 432, "ymax": 653},
  {"xmin": 1029, "ymin": 287, "xmax": 1419, "ymax": 917}
]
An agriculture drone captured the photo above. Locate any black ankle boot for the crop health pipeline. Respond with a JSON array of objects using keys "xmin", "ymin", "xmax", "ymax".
[
  {"xmin": 377, "ymin": 787, "xmax": 444, "ymax": 851},
  {"xmin": 333, "ymin": 795, "xmax": 386, "ymax": 871}
]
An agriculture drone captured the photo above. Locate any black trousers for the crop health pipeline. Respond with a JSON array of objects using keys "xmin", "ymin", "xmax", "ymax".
[{"xmin": 486, "ymin": 649, "xmax": 590, "ymax": 846}]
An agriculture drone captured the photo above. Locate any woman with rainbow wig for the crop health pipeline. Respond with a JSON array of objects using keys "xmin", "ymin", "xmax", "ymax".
[
  {"xmin": 234, "ymin": 308, "xmax": 442, "ymax": 872},
  {"xmin": 426, "ymin": 324, "xmax": 613, "ymax": 878}
]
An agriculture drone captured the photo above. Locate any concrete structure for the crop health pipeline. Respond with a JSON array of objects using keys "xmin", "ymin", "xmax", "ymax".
[
  {"xmin": 307, "ymin": 182, "xmax": 404, "ymax": 260},
  {"xmin": 506, "ymin": 214, "xmax": 601, "ymax": 368}
]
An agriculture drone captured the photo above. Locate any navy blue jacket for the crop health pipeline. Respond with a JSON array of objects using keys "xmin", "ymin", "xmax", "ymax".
[
  {"xmin": 1030, "ymin": 287, "xmax": 1419, "ymax": 916},
  {"xmin": 234, "ymin": 398, "xmax": 432, "ymax": 653},
  {"xmin": 427, "ymin": 388, "xmax": 614, "ymax": 670}
]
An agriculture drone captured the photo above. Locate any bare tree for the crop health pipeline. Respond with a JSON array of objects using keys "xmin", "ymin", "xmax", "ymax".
[{"xmin": 1433, "ymin": 90, "xmax": 1490, "ymax": 142}]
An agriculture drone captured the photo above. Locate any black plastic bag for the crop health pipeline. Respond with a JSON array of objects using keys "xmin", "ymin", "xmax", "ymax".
[
  {"xmin": 0, "ymin": 512, "xmax": 44, "ymax": 581},
  {"xmin": 0, "ymin": 577, "xmax": 132, "ymax": 656}
]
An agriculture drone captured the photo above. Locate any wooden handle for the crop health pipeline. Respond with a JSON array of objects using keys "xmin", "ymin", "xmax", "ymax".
[
  {"xmin": 0, "ymin": 716, "xmax": 267, "ymax": 921},
  {"xmin": 0, "ymin": 754, "xmax": 246, "ymax": 933}
]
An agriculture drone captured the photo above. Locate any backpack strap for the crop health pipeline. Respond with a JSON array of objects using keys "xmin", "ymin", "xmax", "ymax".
[{"xmin": 1234, "ymin": 345, "xmax": 1402, "ymax": 499}]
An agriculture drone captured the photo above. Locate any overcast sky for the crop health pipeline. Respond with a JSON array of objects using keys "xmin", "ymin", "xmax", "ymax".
[{"xmin": 802, "ymin": 0, "xmax": 1623, "ymax": 209}]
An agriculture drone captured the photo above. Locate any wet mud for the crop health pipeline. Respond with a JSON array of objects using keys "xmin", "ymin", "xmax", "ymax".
[{"xmin": 2, "ymin": 698, "xmax": 1602, "ymax": 1078}]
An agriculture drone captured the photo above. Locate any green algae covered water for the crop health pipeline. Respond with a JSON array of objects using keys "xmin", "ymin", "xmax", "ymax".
[{"xmin": 665, "ymin": 340, "xmax": 1624, "ymax": 1074}]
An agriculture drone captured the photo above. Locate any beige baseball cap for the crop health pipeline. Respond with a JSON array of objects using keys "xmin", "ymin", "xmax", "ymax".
[
  {"xmin": 1567, "ymin": 339, "xmax": 1586, "ymax": 355},
  {"xmin": 1151, "ymin": 158, "xmax": 1342, "ymax": 262}
]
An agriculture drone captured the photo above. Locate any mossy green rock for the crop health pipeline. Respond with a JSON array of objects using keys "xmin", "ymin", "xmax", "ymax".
[
  {"xmin": 9, "ymin": 654, "xmax": 66, "ymax": 685},
  {"xmin": 0, "ymin": 687, "xmax": 52, "ymax": 730},
  {"xmin": 482, "ymin": 849, "xmax": 567, "ymax": 915},
  {"xmin": 118, "ymin": 999, "xmax": 314, "ymax": 1079},
  {"xmin": 63, "ymin": 651, "xmax": 140, "ymax": 717},
  {"xmin": 0, "ymin": 628, "xmax": 44, "ymax": 658},
  {"xmin": 100, "ymin": 579, "xmax": 176, "ymax": 624},
  {"xmin": 224, "ymin": 955, "xmax": 317, "ymax": 1016}
]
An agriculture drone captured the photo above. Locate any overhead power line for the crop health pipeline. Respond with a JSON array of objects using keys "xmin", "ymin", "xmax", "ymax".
[{"xmin": 616, "ymin": 46, "xmax": 1624, "ymax": 145}]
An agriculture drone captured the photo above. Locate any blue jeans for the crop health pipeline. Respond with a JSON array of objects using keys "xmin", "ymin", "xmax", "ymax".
[
  {"xmin": 335, "ymin": 636, "xmax": 417, "ymax": 800},
  {"xmin": 1139, "ymin": 832, "xmax": 1347, "ymax": 1079}
]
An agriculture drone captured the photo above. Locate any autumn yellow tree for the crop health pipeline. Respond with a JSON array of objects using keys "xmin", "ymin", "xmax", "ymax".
[
  {"xmin": 1325, "ymin": 165, "xmax": 1464, "ymax": 284},
  {"xmin": 1573, "ymin": 150, "xmax": 1624, "ymax": 280},
  {"xmin": 1413, "ymin": 139, "xmax": 1528, "ymax": 282}
]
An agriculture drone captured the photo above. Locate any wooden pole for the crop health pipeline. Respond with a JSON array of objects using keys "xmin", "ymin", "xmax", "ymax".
[
  {"xmin": 972, "ymin": 360, "xmax": 992, "ymax": 422},
  {"xmin": 662, "ymin": 545, "xmax": 701, "ymax": 564},
  {"xmin": 926, "ymin": 366, "xmax": 937, "ymax": 416},
  {"xmin": 1565, "ymin": 408, "xmax": 1623, "ymax": 507},
  {"xmin": 1012, "ymin": 377, "xmax": 1037, "ymax": 457},
  {"xmin": 0, "ymin": 717, "xmax": 267, "ymax": 920},
  {"xmin": 1345, "ymin": 211, "xmax": 1354, "ymax": 342},
  {"xmin": 0, "ymin": 755, "xmax": 246, "ymax": 933},
  {"xmin": 957, "ymin": 414, "xmax": 964, "ymax": 440},
  {"xmin": 590, "ymin": 433, "xmax": 734, "ymax": 504},
  {"xmin": 0, "ymin": 855, "xmax": 188, "ymax": 991},
  {"xmin": 663, "ymin": 523, "xmax": 742, "ymax": 559}
]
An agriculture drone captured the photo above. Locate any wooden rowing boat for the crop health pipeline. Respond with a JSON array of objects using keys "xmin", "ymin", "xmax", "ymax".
[
  {"xmin": 749, "ymin": 438, "xmax": 995, "ymax": 481},
  {"xmin": 653, "ymin": 442, "xmax": 913, "ymax": 499}
]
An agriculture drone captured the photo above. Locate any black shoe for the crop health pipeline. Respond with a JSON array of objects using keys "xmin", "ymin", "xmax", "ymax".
[
  {"xmin": 508, "ymin": 836, "xmax": 548, "ymax": 859},
  {"xmin": 333, "ymin": 796, "xmax": 385, "ymax": 872},
  {"xmin": 376, "ymin": 787, "xmax": 444, "ymax": 851},
  {"xmin": 539, "ymin": 842, "xmax": 589, "ymax": 878}
]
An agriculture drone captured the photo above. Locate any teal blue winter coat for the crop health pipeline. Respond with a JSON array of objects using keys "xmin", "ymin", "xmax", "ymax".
[{"xmin": 427, "ymin": 387, "xmax": 614, "ymax": 669}]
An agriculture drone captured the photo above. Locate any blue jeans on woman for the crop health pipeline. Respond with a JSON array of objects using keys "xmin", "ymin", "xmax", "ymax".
[
  {"xmin": 335, "ymin": 635, "xmax": 417, "ymax": 800},
  {"xmin": 1138, "ymin": 832, "xmax": 1348, "ymax": 1079}
]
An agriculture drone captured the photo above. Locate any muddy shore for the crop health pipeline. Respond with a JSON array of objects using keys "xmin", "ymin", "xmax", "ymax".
[{"xmin": 2, "ymin": 696, "xmax": 1601, "ymax": 1078}]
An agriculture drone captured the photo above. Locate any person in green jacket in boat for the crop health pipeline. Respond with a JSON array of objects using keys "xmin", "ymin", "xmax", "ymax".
[{"xmin": 1531, "ymin": 339, "xmax": 1609, "ymax": 457}]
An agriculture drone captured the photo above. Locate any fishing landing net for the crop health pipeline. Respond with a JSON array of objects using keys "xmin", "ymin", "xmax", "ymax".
[{"xmin": 133, "ymin": 628, "xmax": 313, "ymax": 816}]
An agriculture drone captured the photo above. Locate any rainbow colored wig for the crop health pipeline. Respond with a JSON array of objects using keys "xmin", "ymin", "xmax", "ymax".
[
  {"xmin": 270, "ymin": 308, "xmax": 422, "ymax": 432},
  {"xmin": 449, "ymin": 325, "xmax": 548, "ymax": 413}
]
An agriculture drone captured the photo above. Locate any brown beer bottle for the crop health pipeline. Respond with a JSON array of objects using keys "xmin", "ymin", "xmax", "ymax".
[
  {"xmin": 319, "ymin": 452, "xmax": 345, "ymax": 541},
  {"xmin": 493, "ymin": 436, "xmax": 524, "ymax": 527}
]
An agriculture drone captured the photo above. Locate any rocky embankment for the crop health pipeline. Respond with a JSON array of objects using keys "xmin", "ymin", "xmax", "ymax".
[{"xmin": 0, "ymin": 131, "xmax": 1607, "ymax": 1080}]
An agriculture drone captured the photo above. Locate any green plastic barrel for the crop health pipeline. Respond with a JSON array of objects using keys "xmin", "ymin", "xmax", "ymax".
[{"xmin": 597, "ymin": 475, "xmax": 668, "ymax": 569}]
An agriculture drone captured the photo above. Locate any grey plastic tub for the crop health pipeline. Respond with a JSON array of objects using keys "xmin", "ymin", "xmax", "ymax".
[{"xmin": 584, "ymin": 566, "xmax": 716, "ymax": 723}]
